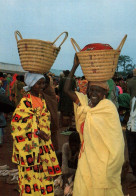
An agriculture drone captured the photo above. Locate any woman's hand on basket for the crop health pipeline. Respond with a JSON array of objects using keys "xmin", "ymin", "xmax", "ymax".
[{"xmin": 37, "ymin": 130, "xmax": 50, "ymax": 141}]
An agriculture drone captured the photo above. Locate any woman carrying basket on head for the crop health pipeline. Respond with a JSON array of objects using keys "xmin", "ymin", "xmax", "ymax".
[
  {"xmin": 64, "ymin": 54, "xmax": 125, "ymax": 196},
  {"xmin": 11, "ymin": 72, "xmax": 61, "ymax": 196}
]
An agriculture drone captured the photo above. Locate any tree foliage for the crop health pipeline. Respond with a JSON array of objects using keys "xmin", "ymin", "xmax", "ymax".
[{"xmin": 117, "ymin": 55, "xmax": 135, "ymax": 73}]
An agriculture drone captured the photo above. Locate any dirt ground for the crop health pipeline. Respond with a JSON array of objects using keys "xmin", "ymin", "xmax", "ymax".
[{"xmin": 0, "ymin": 113, "xmax": 136, "ymax": 196}]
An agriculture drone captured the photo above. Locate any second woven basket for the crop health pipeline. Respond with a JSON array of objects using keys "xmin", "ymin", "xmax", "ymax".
[{"xmin": 71, "ymin": 35, "xmax": 127, "ymax": 81}]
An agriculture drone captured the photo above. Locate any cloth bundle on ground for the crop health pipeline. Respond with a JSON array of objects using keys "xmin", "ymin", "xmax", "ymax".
[{"xmin": 73, "ymin": 92, "xmax": 124, "ymax": 196}]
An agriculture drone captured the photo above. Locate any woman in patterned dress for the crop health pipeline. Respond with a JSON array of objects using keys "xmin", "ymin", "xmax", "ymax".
[{"xmin": 11, "ymin": 72, "xmax": 61, "ymax": 196}]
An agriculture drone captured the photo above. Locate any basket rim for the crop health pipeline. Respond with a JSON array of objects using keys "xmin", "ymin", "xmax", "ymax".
[
  {"xmin": 76, "ymin": 49, "xmax": 120, "ymax": 54},
  {"xmin": 17, "ymin": 39, "xmax": 60, "ymax": 49}
]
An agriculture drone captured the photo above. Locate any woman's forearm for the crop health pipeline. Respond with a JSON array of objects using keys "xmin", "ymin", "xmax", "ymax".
[
  {"xmin": 64, "ymin": 65, "xmax": 77, "ymax": 93},
  {"xmin": 63, "ymin": 54, "xmax": 80, "ymax": 103}
]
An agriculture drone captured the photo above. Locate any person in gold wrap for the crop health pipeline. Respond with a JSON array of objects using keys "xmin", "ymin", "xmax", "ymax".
[
  {"xmin": 64, "ymin": 54, "xmax": 125, "ymax": 196},
  {"xmin": 11, "ymin": 72, "xmax": 61, "ymax": 196}
]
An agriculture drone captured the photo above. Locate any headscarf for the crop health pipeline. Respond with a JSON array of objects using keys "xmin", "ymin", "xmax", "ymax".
[
  {"xmin": 23, "ymin": 72, "xmax": 44, "ymax": 92},
  {"xmin": 118, "ymin": 93, "xmax": 130, "ymax": 109},
  {"xmin": 89, "ymin": 81, "xmax": 109, "ymax": 91}
]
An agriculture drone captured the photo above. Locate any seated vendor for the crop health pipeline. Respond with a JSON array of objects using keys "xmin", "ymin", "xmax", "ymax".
[{"xmin": 62, "ymin": 131, "xmax": 81, "ymax": 175}]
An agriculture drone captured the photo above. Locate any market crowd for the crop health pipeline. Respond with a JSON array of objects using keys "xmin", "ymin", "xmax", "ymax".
[{"xmin": 0, "ymin": 67, "xmax": 136, "ymax": 196}]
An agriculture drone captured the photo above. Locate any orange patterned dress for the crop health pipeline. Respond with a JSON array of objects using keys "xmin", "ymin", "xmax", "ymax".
[{"xmin": 11, "ymin": 93, "xmax": 61, "ymax": 196}]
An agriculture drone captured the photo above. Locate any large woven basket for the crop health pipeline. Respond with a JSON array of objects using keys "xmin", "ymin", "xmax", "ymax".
[
  {"xmin": 15, "ymin": 31, "xmax": 68, "ymax": 74},
  {"xmin": 71, "ymin": 35, "xmax": 127, "ymax": 81}
]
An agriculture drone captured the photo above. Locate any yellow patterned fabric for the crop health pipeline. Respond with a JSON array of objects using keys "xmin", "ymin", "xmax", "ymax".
[
  {"xmin": 18, "ymin": 163, "xmax": 54, "ymax": 196},
  {"xmin": 11, "ymin": 93, "xmax": 61, "ymax": 195},
  {"xmin": 73, "ymin": 92, "xmax": 124, "ymax": 196}
]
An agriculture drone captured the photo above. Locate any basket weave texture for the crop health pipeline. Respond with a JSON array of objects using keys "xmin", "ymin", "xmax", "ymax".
[
  {"xmin": 15, "ymin": 31, "xmax": 68, "ymax": 74},
  {"xmin": 71, "ymin": 35, "xmax": 127, "ymax": 81}
]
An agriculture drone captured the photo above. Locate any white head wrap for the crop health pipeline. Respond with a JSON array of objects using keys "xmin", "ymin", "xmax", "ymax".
[{"xmin": 23, "ymin": 72, "xmax": 45, "ymax": 92}]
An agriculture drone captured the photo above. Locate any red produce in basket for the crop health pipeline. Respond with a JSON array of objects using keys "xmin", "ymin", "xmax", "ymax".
[{"xmin": 81, "ymin": 43, "xmax": 113, "ymax": 51}]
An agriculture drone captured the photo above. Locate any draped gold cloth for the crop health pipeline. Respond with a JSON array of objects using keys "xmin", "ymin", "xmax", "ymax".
[{"xmin": 73, "ymin": 92, "xmax": 124, "ymax": 196}]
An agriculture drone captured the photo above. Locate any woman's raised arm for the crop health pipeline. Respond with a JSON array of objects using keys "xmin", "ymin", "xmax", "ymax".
[{"xmin": 64, "ymin": 54, "xmax": 80, "ymax": 103}]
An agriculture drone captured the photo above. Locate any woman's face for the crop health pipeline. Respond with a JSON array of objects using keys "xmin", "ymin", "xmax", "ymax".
[
  {"xmin": 31, "ymin": 78, "xmax": 45, "ymax": 96},
  {"xmin": 87, "ymin": 84, "xmax": 107, "ymax": 107}
]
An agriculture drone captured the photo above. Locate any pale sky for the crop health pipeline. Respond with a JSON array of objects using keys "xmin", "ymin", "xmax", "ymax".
[{"xmin": 0, "ymin": 0, "xmax": 136, "ymax": 76}]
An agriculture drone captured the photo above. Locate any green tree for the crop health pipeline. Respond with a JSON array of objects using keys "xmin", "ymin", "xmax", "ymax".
[
  {"xmin": 126, "ymin": 63, "xmax": 135, "ymax": 72},
  {"xmin": 117, "ymin": 55, "xmax": 132, "ymax": 72}
]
